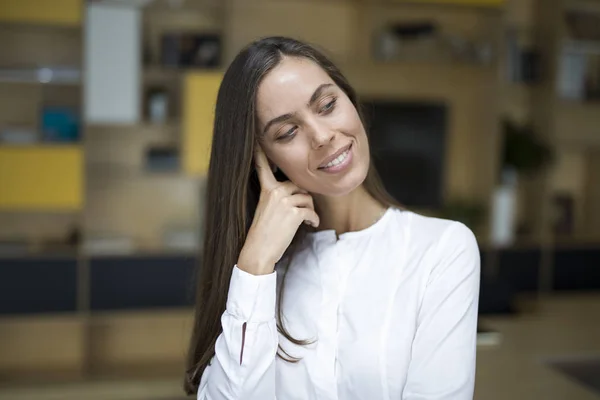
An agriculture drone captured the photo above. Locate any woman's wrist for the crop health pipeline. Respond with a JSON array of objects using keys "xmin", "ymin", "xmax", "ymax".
[{"xmin": 237, "ymin": 246, "xmax": 275, "ymax": 276}]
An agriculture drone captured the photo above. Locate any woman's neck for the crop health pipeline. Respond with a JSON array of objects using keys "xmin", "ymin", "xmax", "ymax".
[{"xmin": 312, "ymin": 185, "xmax": 388, "ymax": 236}]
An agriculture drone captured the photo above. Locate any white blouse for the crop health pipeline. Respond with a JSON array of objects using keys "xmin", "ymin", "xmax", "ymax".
[{"xmin": 198, "ymin": 207, "xmax": 481, "ymax": 400}]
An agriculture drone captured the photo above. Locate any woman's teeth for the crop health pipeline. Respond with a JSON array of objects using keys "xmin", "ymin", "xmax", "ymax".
[{"xmin": 323, "ymin": 148, "xmax": 349, "ymax": 169}]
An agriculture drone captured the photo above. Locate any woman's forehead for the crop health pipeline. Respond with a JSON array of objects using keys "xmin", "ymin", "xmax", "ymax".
[{"xmin": 257, "ymin": 58, "xmax": 334, "ymax": 114}]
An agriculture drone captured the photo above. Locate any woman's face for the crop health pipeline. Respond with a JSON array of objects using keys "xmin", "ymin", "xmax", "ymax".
[{"xmin": 256, "ymin": 57, "xmax": 370, "ymax": 197}]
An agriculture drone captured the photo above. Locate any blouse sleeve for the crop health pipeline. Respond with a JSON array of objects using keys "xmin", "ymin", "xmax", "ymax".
[
  {"xmin": 197, "ymin": 266, "xmax": 279, "ymax": 399},
  {"xmin": 402, "ymin": 222, "xmax": 481, "ymax": 400}
]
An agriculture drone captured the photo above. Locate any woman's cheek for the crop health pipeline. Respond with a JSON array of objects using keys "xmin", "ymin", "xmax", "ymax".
[{"xmin": 279, "ymin": 159, "xmax": 305, "ymax": 181}]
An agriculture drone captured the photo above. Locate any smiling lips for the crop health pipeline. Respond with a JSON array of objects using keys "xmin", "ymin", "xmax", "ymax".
[{"xmin": 317, "ymin": 143, "xmax": 353, "ymax": 172}]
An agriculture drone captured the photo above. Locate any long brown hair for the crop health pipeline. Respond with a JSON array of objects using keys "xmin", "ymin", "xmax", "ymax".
[{"xmin": 184, "ymin": 36, "xmax": 399, "ymax": 395}]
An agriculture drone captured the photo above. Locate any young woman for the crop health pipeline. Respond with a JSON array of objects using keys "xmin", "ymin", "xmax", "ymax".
[{"xmin": 185, "ymin": 36, "xmax": 480, "ymax": 400}]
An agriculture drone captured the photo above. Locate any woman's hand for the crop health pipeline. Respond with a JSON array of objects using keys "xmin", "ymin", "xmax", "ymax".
[{"xmin": 237, "ymin": 146, "xmax": 320, "ymax": 276}]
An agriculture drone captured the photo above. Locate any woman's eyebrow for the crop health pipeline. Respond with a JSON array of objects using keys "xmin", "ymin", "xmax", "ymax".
[
  {"xmin": 262, "ymin": 112, "xmax": 295, "ymax": 136},
  {"xmin": 307, "ymin": 83, "xmax": 334, "ymax": 107},
  {"xmin": 261, "ymin": 83, "xmax": 334, "ymax": 136}
]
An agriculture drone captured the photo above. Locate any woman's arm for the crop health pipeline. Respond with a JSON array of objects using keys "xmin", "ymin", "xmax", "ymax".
[
  {"xmin": 197, "ymin": 146, "xmax": 318, "ymax": 398},
  {"xmin": 403, "ymin": 222, "xmax": 481, "ymax": 400},
  {"xmin": 198, "ymin": 266, "xmax": 279, "ymax": 399}
]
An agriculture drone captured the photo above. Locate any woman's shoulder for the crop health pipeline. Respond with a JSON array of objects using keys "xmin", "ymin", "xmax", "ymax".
[
  {"xmin": 389, "ymin": 210, "xmax": 480, "ymax": 286},
  {"xmin": 390, "ymin": 208, "xmax": 479, "ymax": 255}
]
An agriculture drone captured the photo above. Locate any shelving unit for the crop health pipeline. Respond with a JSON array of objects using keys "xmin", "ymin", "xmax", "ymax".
[
  {"xmin": 551, "ymin": 2, "xmax": 600, "ymax": 242},
  {"xmin": 0, "ymin": 16, "xmax": 84, "ymax": 215},
  {"xmin": 1, "ymin": 0, "xmax": 598, "ymax": 385},
  {"xmin": 0, "ymin": 0, "xmax": 508, "ymax": 380},
  {"xmin": 497, "ymin": 0, "xmax": 600, "ymax": 296}
]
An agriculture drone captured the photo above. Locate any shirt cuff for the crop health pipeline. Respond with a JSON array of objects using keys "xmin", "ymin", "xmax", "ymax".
[{"xmin": 226, "ymin": 265, "xmax": 277, "ymax": 323}]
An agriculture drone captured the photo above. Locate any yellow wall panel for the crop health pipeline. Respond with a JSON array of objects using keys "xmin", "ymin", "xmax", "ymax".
[
  {"xmin": 183, "ymin": 72, "xmax": 222, "ymax": 176},
  {"xmin": 0, "ymin": 146, "xmax": 83, "ymax": 211},
  {"xmin": 0, "ymin": 0, "xmax": 82, "ymax": 26}
]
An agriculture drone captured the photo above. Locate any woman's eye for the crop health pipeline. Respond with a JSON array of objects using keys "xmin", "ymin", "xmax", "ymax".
[
  {"xmin": 320, "ymin": 98, "xmax": 337, "ymax": 114},
  {"xmin": 277, "ymin": 126, "xmax": 297, "ymax": 141}
]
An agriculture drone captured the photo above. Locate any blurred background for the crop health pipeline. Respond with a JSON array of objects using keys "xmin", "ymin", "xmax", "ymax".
[{"xmin": 0, "ymin": 0, "xmax": 598, "ymax": 399}]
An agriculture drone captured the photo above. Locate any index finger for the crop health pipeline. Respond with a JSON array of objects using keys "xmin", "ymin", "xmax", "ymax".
[{"xmin": 254, "ymin": 144, "xmax": 277, "ymax": 189}]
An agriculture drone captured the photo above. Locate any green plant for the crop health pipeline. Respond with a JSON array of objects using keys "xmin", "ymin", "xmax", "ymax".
[{"xmin": 501, "ymin": 119, "xmax": 554, "ymax": 175}]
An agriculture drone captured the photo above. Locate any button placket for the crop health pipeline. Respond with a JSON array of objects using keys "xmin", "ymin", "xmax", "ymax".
[{"xmin": 314, "ymin": 237, "xmax": 342, "ymax": 399}]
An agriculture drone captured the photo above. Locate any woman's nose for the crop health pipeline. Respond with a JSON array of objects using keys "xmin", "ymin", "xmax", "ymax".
[{"xmin": 310, "ymin": 125, "xmax": 335, "ymax": 149}]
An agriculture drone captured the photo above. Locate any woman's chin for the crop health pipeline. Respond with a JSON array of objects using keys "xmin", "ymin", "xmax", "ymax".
[{"xmin": 309, "ymin": 164, "xmax": 369, "ymax": 197}]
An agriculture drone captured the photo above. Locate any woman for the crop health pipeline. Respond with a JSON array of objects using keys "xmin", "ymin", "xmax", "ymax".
[{"xmin": 185, "ymin": 36, "xmax": 480, "ymax": 400}]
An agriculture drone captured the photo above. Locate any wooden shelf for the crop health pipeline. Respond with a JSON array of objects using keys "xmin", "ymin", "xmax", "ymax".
[
  {"xmin": 0, "ymin": 67, "xmax": 81, "ymax": 85},
  {"xmin": 557, "ymin": 99, "xmax": 600, "ymax": 109},
  {"xmin": 553, "ymin": 235, "xmax": 600, "ymax": 248},
  {"xmin": 86, "ymin": 163, "xmax": 186, "ymax": 180},
  {"xmin": 565, "ymin": 0, "xmax": 600, "ymax": 15},
  {"xmin": 0, "ymin": 143, "xmax": 82, "ymax": 149},
  {"xmin": 392, "ymin": 0, "xmax": 505, "ymax": 7},
  {"xmin": 555, "ymin": 101, "xmax": 600, "ymax": 146},
  {"xmin": 0, "ymin": 249, "xmax": 79, "ymax": 259},
  {"xmin": 143, "ymin": 66, "xmax": 182, "ymax": 85},
  {"xmin": 85, "ymin": 121, "xmax": 180, "ymax": 131},
  {"xmin": 0, "ymin": 246, "xmax": 196, "ymax": 259},
  {"xmin": 342, "ymin": 59, "xmax": 496, "ymax": 73},
  {"xmin": 562, "ymin": 39, "xmax": 600, "ymax": 55},
  {"xmin": 83, "ymin": 248, "xmax": 198, "ymax": 259}
]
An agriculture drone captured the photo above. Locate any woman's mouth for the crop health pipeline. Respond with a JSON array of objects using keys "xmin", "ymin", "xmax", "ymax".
[{"xmin": 318, "ymin": 143, "xmax": 353, "ymax": 173}]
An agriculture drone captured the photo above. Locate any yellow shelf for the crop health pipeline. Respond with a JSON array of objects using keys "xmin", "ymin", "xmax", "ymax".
[
  {"xmin": 182, "ymin": 72, "xmax": 222, "ymax": 176},
  {"xmin": 0, "ymin": 0, "xmax": 82, "ymax": 26},
  {"xmin": 0, "ymin": 145, "xmax": 83, "ymax": 211}
]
